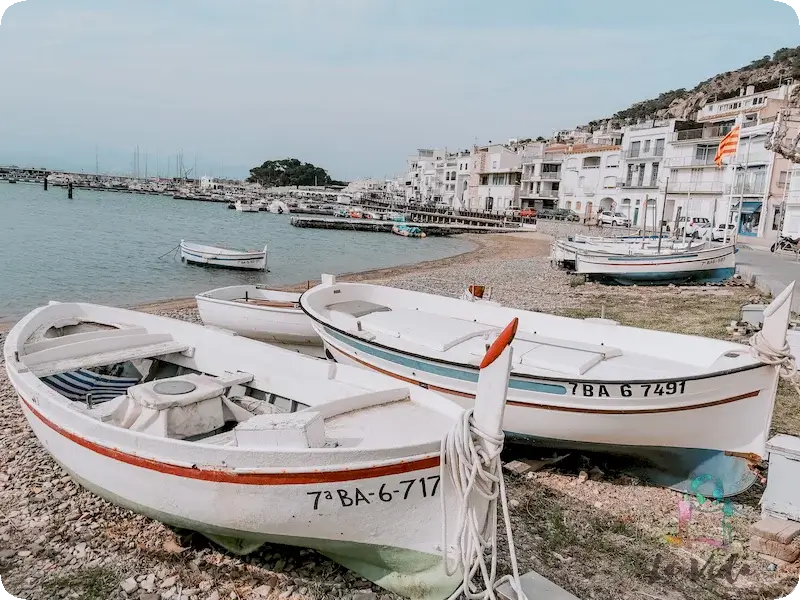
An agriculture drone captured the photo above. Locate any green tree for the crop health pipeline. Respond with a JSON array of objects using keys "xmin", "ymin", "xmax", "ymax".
[{"xmin": 247, "ymin": 158, "xmax": 346, "ymax": 187}]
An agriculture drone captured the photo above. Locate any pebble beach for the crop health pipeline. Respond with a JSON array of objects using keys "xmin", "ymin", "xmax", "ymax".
[{"xmin": 2, "ymin": 228, "xmax": 799, "ymax": 600}]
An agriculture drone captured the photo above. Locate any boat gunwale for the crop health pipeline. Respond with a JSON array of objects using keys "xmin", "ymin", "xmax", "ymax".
[
  {"xmin": 298, "ymin": 289, "xmax": 764, "ymax": 386},
  {"xmin": 195, "ymin": 294, "xmax": 303, "ymax": 314},
  {"xmin": 180, "ymin": 242, "xmax": 266, "ymax": 259}
]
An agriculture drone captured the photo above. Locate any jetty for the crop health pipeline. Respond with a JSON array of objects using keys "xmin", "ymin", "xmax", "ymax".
[{"xmin": 289, "ymin": 216, "xmax": 525, "ymax": 236}]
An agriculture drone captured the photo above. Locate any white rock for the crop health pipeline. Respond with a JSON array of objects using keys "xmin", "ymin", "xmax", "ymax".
[{"xmin": 120, "ymin": 577, "xmax": 138, "ymax": 594}]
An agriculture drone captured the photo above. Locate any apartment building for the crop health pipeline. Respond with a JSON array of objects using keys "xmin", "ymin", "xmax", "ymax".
[
  {"xmin": 617, "ymin": 120, "xmax": 672, "ymax": 228},
  {"xmin": 782, "ymin": 165, "xmax": 800, "ymax": 238},
  {"xmin": 468, "ymin": 144, "xmax": 522, "ymax": 212},
  {"xmin": 520, "ymin": 143, "xmax": 564, "ymax": 210},
  {"xmin": 559, "ymin": 145, "xmax": 624, "ymax": 221}
]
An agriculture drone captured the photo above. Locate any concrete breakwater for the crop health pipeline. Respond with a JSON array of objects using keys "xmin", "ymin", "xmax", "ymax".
[{"xmin": 289, "ymin": 216, "xmax": 524, "ymax": 236}]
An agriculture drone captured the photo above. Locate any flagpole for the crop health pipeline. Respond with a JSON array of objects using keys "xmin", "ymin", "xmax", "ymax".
[
  {"xmin": 733, "ymin": 133, "xmax": 752, "ymax": 243},
  {"xmin": 722, "ymin": 123, "xmax": 743, "ymax": 245}
]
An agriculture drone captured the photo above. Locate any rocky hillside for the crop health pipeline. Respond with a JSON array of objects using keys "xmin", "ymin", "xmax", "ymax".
[{"xmin": 612, "ymin": 46, "xmax": 800, "ymax": 123}]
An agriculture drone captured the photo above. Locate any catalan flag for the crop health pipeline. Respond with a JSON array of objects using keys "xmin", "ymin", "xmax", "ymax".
[{"xmin": 714, "ymin": 125, "xmax": 740, "ymax": 167}]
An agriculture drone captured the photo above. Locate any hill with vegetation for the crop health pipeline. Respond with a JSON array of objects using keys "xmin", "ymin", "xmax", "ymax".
[
  {"xmin": 611, "ymin": 46, "xmax": 800, "ymax": 123},
  {"xmin": 247, "ymin": 158, "xmax": 346, "ymax": 187}
]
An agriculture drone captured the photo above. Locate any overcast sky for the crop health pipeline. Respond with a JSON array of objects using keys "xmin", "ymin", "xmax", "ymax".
[{"xmin": 0, "ymin": 0, "xmax": 798, "ymax": 180}]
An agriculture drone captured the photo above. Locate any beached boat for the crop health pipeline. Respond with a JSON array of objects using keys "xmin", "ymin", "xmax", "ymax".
[
  {"xmin": 392, "ymin": 224, "xmax": 427, "ymax": 238},
  {"xmin": 574, "ymin": 243, "xmax": 735, "ymax": 285},
  {"xmin": 301, "ymin": 276, "xmax": 794, "ymax": 464},
  {"xmin": 196, "ymin": 285, "xmax": 320, "ymax": 346},
  {"xmin": 180, "ymin": 240, "xmax": 268, "ymax": 271},
  {"xmin": 4, "ymin": 301, "xmax": 522, "ymax": 599},
  {"xmin": 234, "ymin": 200, "xmax": 260, "ymax": 213}
]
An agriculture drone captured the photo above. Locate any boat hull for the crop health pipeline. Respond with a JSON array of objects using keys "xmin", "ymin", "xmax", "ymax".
[
  {"xmin": 317, "ymin": 325, "xmax": 777, "ymax": 459},
  {"xmin": 575, "ymin": 245, "xmax": 735, "ymax": 285},
  {"xmin": 13, "ymin": 387, "xmax": 459, "ymax": 599},
  {"xmin": 180, "ymin": 245, "xmax": 267, "ymax": 271},
  {"xmin": 196, "ymin": 295, "xmax": 320, "ymax": 345}
]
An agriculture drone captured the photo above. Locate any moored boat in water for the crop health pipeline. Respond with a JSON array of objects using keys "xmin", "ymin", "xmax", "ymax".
[
  {"xmin": 4, "ymin": 301, "xmax": 524, "ymax": 599},
  {"xmin": 301, "ymin": 276, "xmax": 794, "ymax": 467},
  {"xmin": 180, "ymin": 240, "xmax": 268, "ymax": 271},
  {"xmin": 392, "ymin": 224, "xmax": 427, "ymax": 238}
]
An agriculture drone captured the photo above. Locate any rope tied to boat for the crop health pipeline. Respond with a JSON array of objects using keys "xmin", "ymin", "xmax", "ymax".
[
  {"xmin": 749, "ymin": 331, "xmax": 800, "ymax": 396},
  {"xmin": 440, "ymin": 409, "xmax": 527, "ymax": 600}
]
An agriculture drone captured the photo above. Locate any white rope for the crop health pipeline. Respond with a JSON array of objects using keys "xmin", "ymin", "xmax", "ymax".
[
  {"xmin": 440, "ymin": 409, "xmax": 527, "ymax": 600},
  {"xmin": 749, "ymin": 331, "xmax": 800, "ymax": 396}
]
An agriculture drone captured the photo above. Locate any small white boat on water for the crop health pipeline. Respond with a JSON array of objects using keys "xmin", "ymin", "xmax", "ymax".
[
  {"xmin": 196, "ymin": 285, "xmax": 320, "ymax": 346},
  {"xmin": 574, "ymin": 243, "xmax": 735, "ymax": 285},
  {"xmin": 4, "ymin": 301, "xmax": 524, "ymax": 599},
  {"xmin": 301, "ymin": 276, "xmax": 794, "ymax": 463},
  {"xmin": 180, "ymin": 240, "xmax": 268, "ymax": 271},
  {"xmin": 235, "ymin": 200, "xmax": 260, "ymax": 213}
]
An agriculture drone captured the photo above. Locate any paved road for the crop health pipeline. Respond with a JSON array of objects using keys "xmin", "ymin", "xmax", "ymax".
[{"xmin": 736, "ymin": 247, "xmax": 800, "ymax": 311}]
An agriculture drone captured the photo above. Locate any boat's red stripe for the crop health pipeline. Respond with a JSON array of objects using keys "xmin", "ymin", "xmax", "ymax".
[
  {"xmin": 329, "ymin": 344, "xmax": 762, "ymax": 415},
  {"xmin": 18, "ymin": 395, "xmax": 439, "ymax": 485}
]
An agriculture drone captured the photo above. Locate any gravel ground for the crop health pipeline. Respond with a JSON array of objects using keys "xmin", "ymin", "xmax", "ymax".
[{"xmin": 1, "ymin": 232, "xmax": 798, "ymax": 600}]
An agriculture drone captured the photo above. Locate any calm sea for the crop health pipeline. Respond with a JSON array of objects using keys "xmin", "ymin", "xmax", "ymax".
[{"xmin": 0, "ymin": 183, "xmax": 473, "ymax": 322}]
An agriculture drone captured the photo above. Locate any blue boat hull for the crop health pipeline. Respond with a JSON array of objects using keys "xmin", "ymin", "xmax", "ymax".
[{"xmin": 594, "ymin": 267, "xmax": 736, "ymax": 286}]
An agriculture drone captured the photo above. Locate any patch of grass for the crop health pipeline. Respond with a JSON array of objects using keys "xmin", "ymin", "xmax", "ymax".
[
  {"xmin": 41, "ymin": 566, "xmax": 120, "ymax": 600},
  {"xmin": 568, "ymin": 275, "xmax": 585, "ymax": 288}
]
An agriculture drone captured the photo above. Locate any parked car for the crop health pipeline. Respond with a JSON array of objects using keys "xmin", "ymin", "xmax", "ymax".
[
  {"xmin": 519, "ymin": 208, "xmax": 537, "ymax": 218},
  {"xmin": 711, "ymin": 223, "xmax": 736, "ymax": 241},
  {"xmin": 537, "ymin": 208, "xmax": 556, "ymax": 220},
  {"xmin": 599, "ymin": 211, "xmax": 631, "ymax": 227},
  {"xmin": 676, "ymin": 216, "xmax": 712, "ymax": 238},
  {"xmin": 554, "ymin": 208, "xmax": 580, "ymax": 221}
]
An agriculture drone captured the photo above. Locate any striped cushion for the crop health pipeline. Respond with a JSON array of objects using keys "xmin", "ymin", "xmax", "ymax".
[{"xmin": 42, "ymin": 369, "xmax": 140, "ymax": 404}]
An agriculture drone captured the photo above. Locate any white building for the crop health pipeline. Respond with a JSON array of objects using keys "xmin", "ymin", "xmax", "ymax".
[
  {"xmin": 520, "ymin": 143, "xmax": 564, "ymax": 210},
  {"xmin": 559, "ymin": 144, "xmax": 624, "ymax": 222},
  {"xmin": 782, "ymin": 165, "xmax": 800, "ymax": 238},
  {"xmin": 469, "ymin": 144, "xmax": 522, "ymax": 213},
  {"xmin": 618, "ymin": 120, "xmax": 673, "ymax": 229}
]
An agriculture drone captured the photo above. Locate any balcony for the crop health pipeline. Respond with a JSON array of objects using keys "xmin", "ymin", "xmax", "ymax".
[
  {"xmin": 619, "ymin": 181, "xmax": 659, "ymax": 190},
  {"xmin": 540, "ymin": 171, "xmax": 562, "ymax": 180},
  {"xmin": 667, "ymin": 181, "xmax": 725, "ymax": 194},
  {"xmin": 734, "ymin": 150, "xmax": 772, "ymax": 164},
  {"xmin": 623, "ymin": 148, "xmax": 665, "ymax": 160},
  {"xmin": 726, "ymin": 180, "xmax": 767, "ymax": 195},
  {"xmin": 663, "ymin": 156, "xmax": 718, "ymax": 168},
  {"xmin": 672, "ymin": 125, "xmax": 733, "ymax": 143},
  {"xmin": 628, "ymin": 119, "xmax": 672, "ymax": 131}
]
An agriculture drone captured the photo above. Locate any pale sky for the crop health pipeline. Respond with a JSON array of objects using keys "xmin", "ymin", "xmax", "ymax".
[{"xmin": 0, "ymin": 0, "xmax": 798, "ymax": 181}]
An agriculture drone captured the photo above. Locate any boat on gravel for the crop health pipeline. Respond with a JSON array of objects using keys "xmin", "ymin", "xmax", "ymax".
[
  {"xmin": 574, "ymin": 243, "xmax": 735, "ymax": 285},
  {"xmin": 392, "ymin": 224, "xmax": 427, "ymax": 238},
  {"xmin": 180, "ymin": 240, "xmax": 268, "ymax": 271},
  {"xmin": 301, "ymin": 276, "xmax": 794, "ymax": 466},
  {"xmin": 4, "ymin": 301, "xmax": 522, "ymax": 599},
  {"xmin": 196, "ymin": 285, "xmax": 320, "ymax": 346}
]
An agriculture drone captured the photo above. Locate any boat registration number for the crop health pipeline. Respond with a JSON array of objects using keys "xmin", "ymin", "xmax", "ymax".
[
  {"xmin": 307, "ymin": 476, "xmax": 440, "ymax": 510},
  {"xmin": 569, "ymin": 381, "xmax": 687, "ymax": 397}
]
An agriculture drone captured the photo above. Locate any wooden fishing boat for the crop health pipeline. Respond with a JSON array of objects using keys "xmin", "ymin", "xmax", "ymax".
[
  {"xmin": 4, "ymin": 301, "xmax": 521, "ymax": 599},
  {"xmin": 196, "ymin": 285, "xmax": 320, "ymax": 346},
  {"xmin": 180, "ymin": 240, "xmax": 268, "ymax": 271},
  {"xmin": 301, "ymin": 275, "xmax": 794, "ymax": 463},
  {"xmin": 574, "ymin": 243, "xmax": 735, "ymax": 285}
]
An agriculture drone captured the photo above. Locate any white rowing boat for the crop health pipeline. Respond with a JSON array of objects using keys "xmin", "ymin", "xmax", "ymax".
[
  {"xmin": 574, "ymin": 243, "xmax": 735, "ymax": 285},
  {"xmin": 234, "ymin": 200, "xmax": 260, "ymax": 213},
  {"xmin": 196, "ymin": 285, "xmax": 320, "ymax": 346},
  {"xmin": 301, "ymin": 275, "xmax": 794, "ymax": 462},
  {"xmin": 180, "ymin": 240, "xmax": 268, "ymax": 271},
  {"xmin": 4, "ymin": 301, "xmax": 523, "ymax": 599}
]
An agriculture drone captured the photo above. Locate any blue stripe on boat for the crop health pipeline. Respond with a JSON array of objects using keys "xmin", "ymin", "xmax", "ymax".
[
  {"xmin": 326, "ymin": 329, "xmax": 567, "ymax": 395},
  {"xmin": 182, "ymin": 249, "xmax": 262, "ymax": 262}
]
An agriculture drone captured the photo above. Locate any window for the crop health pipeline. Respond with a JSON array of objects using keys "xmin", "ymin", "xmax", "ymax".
[
  {"xmin": 690, "ymin": 168, "xmax": 702, "ymax": 183},
  {"xmin": 779, "ymin": 170, "xmax": 789, "ymax": 189},
  {"xmin": 655, "ymin": 139, "xmax": 665, "ymax": 157},
  {"xmin": 774, "ymin": 206, "xmax": 782, "ymax": 230},
  {"xmin": 650, "ymin": 163, "xmax": 659, "ymax": 187},
  {"xmin": 630, "ymin": 141, "xmax": 641, "ymax": 158},
  {"xmin": 603, "ymin": 176, "xmax": 616, "ymax": 189},
  {"xmin": 606, "ymin": 154, "xmax": 620, "ymax": 168},
  {"xmin": 576, "ymin": 201, "xmax": 582, "ymax": 211},
  {"xmin": 643, "ymin": 140, "xmax": 651, "ymax": 153},
  {"xmin": 637, "ymin": 165, "xmax": 645, "ymax": 187},
  {"xmin": 491, "ymin": 174, "xmax": 506, "ymax": 185},
  {"xmin": 480, "ymin": 175, "xmax": 488, "ymax": 185},
  {"xmin": 695, "ymin": 145, "xmax": 715, "ymax": 163},
  {"xmin": 492, "ymin": 161, "xmax": 498, "ymax": 169},
  {"xmin": 626, "ymin": 165, "xmax": 634, "ymax": 186},
  {"xmin": 566, "ymin": 201, "xmax": 571, "ymax": 210}
]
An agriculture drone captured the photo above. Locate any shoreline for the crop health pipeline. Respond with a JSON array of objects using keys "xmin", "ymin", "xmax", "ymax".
[{"xmin": 0, "ymin": 233, "xmax": 516, "ymax": 331}]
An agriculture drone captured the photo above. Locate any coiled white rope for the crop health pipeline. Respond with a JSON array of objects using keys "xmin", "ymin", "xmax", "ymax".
[
  {"xmin": 749, "ymin": 330, "xmax": 800, "ymax": 396},
  {"xmin": 440, "ymin": 409, "xmax": 527, "ymax": 600}
]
